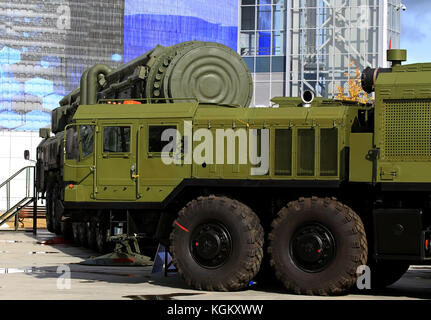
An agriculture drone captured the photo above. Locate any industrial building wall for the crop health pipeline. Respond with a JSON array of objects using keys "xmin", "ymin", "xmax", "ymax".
[
  {"xmin": 0, "ymin": 131, "xmax": 41, "ymax": 212},
  {"xmin": 239, "ymin": 0, "xmax": 401, "ymax": 104}
]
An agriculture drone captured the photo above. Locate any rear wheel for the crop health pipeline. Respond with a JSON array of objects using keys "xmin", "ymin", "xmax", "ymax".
[
  {"xmin": 61, "ymin": 220, "xmax": 73, "ymax": 240},
  {"xmin": 268, "ymin": 197, "xmax": 368, "ymax": 295},
  {"xmin": 96, "ymin": 222, "xmax": 112, "ymax": 253},
  {"xmin": 72, "ymin": 222, "xmax": 81, "ymax": 246},
  {"xmin": 78, "ymin": 222, "xmax": 88, "ymax": 247},
  {"xmin": 45, "ymin": 184, "xmax": 54, "ymax": 233},
  {"xmin": 52, "ymin": 182, "xmax": 63, "ymax": 235},
  {"xmin": 170, "ymin": 195, "xmax": 264, "ymax": 291},
  {"xmin": 86, "ymin": 221, "xmax": 97, "ymax": 250}
]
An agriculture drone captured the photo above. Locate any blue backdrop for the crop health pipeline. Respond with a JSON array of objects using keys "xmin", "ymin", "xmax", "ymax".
[
  {"xmin": 124, "ymin": 0, "xmax": 238, "ymax": 62},
  {"xmin": 0, "ymin": 0, "xmax": 238, "ymax": 131}
]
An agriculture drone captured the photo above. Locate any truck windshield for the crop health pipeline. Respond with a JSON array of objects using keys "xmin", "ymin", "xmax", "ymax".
[
  {"xmin": 80, "ymin": 125, "xmax": 94, "ymax": 158},
  {"xmin": 65, "ymin": 126, "xmax": 79, "ymax": 160}
]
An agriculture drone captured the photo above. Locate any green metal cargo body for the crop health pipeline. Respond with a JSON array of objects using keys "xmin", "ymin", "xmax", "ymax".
[
  {"xmin": 64, "ymin": 100, "xmax": 368, "ymax": 205},
  {"xmin": 32, "ymin": 44, "xmax": 431, "ymax": 296}
]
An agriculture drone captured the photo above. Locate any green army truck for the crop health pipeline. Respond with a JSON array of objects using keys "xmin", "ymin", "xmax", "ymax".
[{"xmin": 34, "ymin": 42, "xmax": 431, "ymax": 295}]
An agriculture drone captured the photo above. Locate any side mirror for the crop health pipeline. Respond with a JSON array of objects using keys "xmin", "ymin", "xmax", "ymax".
[
  {"xmin": 24, "ymin": 150, "xmax": 30, "ymax": 160},
  {"xmin": 39, "ymin": 128, "xmax": 51, "ymax": 139}
]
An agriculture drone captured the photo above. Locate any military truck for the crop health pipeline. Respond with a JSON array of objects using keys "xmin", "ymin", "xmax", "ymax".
[{"xmin": 33, "ymin": 42, "xmax": 431, "ymax": 295}]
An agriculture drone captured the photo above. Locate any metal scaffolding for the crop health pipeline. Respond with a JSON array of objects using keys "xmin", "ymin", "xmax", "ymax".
[
  {"xmin": 287, "ymin": 0, "xmax": 401, "ymax": 98},
  {"xmin": 239, "ymin": 0, "xmax": 401, "ymax": 104}
]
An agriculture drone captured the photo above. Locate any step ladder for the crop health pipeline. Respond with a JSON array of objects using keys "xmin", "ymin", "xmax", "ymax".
[{"xmin": 0, "ymin": 166, "xmax": 38, "ymax": 233}]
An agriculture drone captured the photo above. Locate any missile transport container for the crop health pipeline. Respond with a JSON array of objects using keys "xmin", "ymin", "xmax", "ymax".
[{"xmin": 33, "ymin": 44, "xmax": 431, "ymax": 295}]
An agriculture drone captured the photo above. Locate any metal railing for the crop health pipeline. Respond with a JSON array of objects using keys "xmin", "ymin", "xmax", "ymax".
[{"xmin": 0, "ymin": 166, "xmax": 37, "ymax": 233}]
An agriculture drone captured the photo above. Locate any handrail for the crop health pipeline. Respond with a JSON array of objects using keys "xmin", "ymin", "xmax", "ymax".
[
  {"xmin": 0, "ymin": 166, "xmax": 35, "ymax": 189},
  {"xmin": 0, "ymin": 165, "xmax": 37, "ymax": 233},
  {"xmin": 97, "ymin": 97, "xmax": 199, "ymax": 104}
]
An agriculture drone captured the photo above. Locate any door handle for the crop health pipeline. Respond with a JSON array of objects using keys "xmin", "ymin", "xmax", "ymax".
[{"xmin": 131, "ymin": 164, "xmax": 139, "ymax": 179}]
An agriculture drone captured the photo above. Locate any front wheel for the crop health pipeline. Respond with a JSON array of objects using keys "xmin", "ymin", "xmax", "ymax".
[
  {"xmin": 268, "ymin": 197, "xmax": 368, "ymax": 295},
  {"xmin": 170, "ymin": 195, "xmax": 264, "ymax": 291}
]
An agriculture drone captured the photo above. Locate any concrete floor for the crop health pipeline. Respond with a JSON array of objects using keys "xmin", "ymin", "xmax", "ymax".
[{"xmin": 0, "ymin": 229, "xmax": 430, "ymax": 300}]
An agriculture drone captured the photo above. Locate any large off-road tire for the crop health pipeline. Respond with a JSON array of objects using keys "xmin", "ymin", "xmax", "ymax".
[
  {"xmin": 78, "ymin": 222, "xmax": 88, "ymax": 247},
  {"xmin": 96, "ymin": 222, "xmax": 112, "ymax": 253},
  {"xmin": 72, "ymin": 222, "xmax": 81, "ymax": 246},
  {"xmin": 86, "ymin": 221, "xmax": 98, "ymax": 250},
  {"xmin": 268, "ymin": 197, "xmax": 368, "ymax": 295},
  {"xmin": 368, "ymin": 261, "xmax": 410, "ymax": 289},
  {"xmin": 61, "ymin": 220, "xmax": 74, "ymax": 241},
  {"xmin": 170, "ymin": 195, "xmax": 264, "ymax": 291},
  {"xmin": 52, "ymin": 182, "xmax": 64, "ymax": 235},
  {"xmin": 254, "ymin": 252, "xmax": 279, "ymax": 286},
  {"xmin": 45, "ymin": 184, "xmax": 55, "ymax": 233}
]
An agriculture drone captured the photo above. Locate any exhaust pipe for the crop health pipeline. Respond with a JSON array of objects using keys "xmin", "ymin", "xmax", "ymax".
[{"xmin": 301, "ymin": 90, "xmax": 315, "ymax": 107}]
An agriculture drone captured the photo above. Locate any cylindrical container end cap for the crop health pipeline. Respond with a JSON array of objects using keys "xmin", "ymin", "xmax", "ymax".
[{"xmin": 387, "ymin": 49, "xmax": 407, "ymax": 63}]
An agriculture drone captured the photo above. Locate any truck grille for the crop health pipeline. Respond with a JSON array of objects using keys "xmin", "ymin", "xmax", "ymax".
[{"xmin": 381, "ymin": 99, "xmax": 431, "ymax": 161}]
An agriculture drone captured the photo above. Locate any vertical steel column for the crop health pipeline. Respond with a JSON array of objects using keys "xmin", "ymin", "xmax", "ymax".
[
  {"xmin": 32, "ymin": 167, "xmax": 37, "ymax": 234},
  {"xmin": 164, "ymin": 246, "xmax": 168, "ymax": 277}
]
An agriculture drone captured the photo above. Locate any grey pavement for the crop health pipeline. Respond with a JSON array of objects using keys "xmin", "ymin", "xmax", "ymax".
[{"xmin": 0, "ymin": 229, "xmax": 430, "ymax": 300}]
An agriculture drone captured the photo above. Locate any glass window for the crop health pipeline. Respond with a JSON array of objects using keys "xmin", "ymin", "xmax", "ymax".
[
  {"xmin": 272, "ymin": 31, "xmax": 285, "ymax": 55},
  {"xmin": 103, "ymin": 126, "xmax": 130, "ymax": 153},
  {"xmin": 242, "ymin": 0, "xmax": 255, "ymax": 4},
  {"xmin": 256, "ymin": 56, "xmax": 270, "ymax": 72},
  {"xmin": 272, "ymin": 56, "xmax": 285, "ymax": 72},
  {"xmin": 257, "ymin": 32, "xmax": 271, "ymax": 55},
  {"xmin": 66, "ymin": 126, "xmax": 79, "ymax": 160},
  {"xmin": 258, "ymin": 0, "xmax": 272, "ymax": 4},
  {"xmin": 241, "ymin": 6, "xmax": 256, "ymax": 31},
  {"xmin": 240, "ymin": 32, "xmax": 256, "ymax": 56},
  {"xmin": 257, "ymin": 6, "xmax": 271, "ymax": 30},
  {"xmin": 80, "ymin": 125, "xmax": 94, "ymax": 158},
  {"xmin": 243, "ymin": 57, "xmax": 255, "ymax": 72},
  {"xmin": 273, "ymin": 4, "xmax": 284, "ymax": 30},
  {"xmin": 148, "ymin": 125, "xmax": 177, "ymax": 153}
]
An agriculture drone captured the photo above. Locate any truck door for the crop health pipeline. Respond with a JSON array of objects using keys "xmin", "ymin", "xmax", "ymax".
[
  {"xmin": 96, "ymin": 122, "xmax": 137, "ymax": 200},
  {"xmin": 137, "ymin": 120, "xmax": 191, "ymax": 201}
]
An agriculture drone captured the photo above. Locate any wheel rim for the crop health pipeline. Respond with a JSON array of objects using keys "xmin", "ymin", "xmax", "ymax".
[
  {"xmin": 190, "ymin": 221, "xmax": 232, "ymax": 269},
  {"xmin": 290, "ymin": 223, "xmax": 336, "ymax": 273}
]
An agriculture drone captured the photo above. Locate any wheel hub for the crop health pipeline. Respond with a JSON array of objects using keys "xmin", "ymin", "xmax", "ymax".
[
  {"xmin": 290, "ymin": 223, "xmax": 336, "ymax": 273},
  {"xmin": 191, "ymin": 222, "xmax": 232, "ymax": 268}
]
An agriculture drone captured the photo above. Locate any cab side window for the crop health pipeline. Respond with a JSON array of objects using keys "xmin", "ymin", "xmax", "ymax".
[
  {"xmin": 80, "ymin": 125, "xmax": 94, "ymax": 158},
  {"xmin": 103, "ymin": 126, "xmax": 131, "ymax": 153},
  {"xmin": 148, "ymin": 125, "xmax": 177, "ymax": 153}
]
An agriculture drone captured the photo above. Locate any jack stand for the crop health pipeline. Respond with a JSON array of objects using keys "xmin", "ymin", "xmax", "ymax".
[
  {"xmin": 80, "ymin": 234, "xmax": 153, "ymax": 266},
  {"xmin": 151, "ymin": 244, "xmax": 177, "ymax": 276}
]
